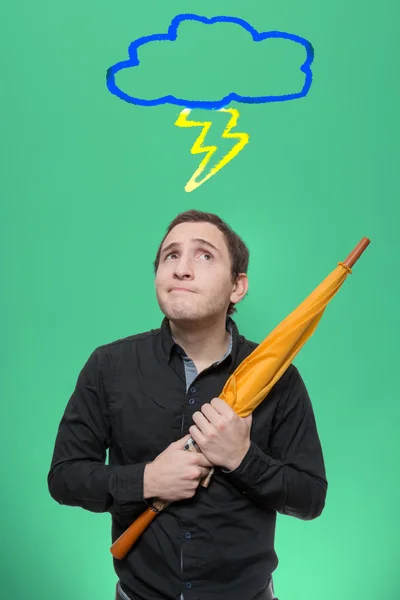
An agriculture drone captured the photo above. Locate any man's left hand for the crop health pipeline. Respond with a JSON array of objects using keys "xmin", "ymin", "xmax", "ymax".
[{"xmin": 189, "ymin": 398, "xmax": 252, "ymax": 472}]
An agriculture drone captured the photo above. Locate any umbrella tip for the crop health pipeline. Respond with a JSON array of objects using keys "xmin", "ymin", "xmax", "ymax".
[{"xmin": 343, "ymin": 237, "xmax": 371, "ymax": 268}]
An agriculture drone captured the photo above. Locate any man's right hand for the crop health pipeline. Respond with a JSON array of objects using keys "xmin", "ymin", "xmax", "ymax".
[{"xmin": 143, "ymin": 434, "xmax": 214, "ymax": 503}]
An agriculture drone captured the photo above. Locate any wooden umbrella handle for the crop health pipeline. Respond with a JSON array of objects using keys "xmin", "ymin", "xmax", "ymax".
[
  {"xmin": 342, "ymin": 237, "xmax": 370, "ymax": 268},
  {"xmin": 110, "ymin": 498, "xmax": 170, "ymax": 559},
  {"xmin": 110, "ymin": 506, "xmax": 159, "ymax": 559}
]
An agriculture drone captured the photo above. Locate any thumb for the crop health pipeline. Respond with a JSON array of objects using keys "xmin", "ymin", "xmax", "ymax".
[{"xmin": 172, "ymin": 433, "xmax": 191, "ymax": 449}]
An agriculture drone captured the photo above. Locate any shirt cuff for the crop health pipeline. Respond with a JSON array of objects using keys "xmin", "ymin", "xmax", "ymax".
[
  {"xmin": 108, "ymin": 462, "xmax": 149, "ymax": 504},
  {"xmin": 220, "ymin": 441, "xmax": 270, "ymax": 491}
]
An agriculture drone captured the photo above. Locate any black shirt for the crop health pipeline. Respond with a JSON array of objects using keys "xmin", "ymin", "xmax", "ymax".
[{"xmin": 47, "ymin": 317, "xmax": 328, "ymax": 600}]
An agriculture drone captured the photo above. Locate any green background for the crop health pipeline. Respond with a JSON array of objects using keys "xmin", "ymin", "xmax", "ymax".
[{"xmin": 1, "ymin": 1, "xmax": 398, "ymax": 599}]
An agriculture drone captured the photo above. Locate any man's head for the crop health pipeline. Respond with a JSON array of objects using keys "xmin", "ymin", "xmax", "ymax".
[{"xmin": 154, "ymin": 210, "xmax": 249, "ymax": 324}]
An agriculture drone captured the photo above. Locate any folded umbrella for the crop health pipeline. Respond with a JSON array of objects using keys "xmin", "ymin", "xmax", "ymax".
[{"xmin": 110, "ymin": 237, "xmax": 370, "ymax": 559}]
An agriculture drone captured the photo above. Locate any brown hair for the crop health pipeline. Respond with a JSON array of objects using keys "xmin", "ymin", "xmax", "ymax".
[{"xmin": 153, "ymin": 209, "xmax": 249, "ymax": 315}]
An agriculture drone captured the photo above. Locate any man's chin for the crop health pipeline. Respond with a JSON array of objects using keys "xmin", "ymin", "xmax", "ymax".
[
  {"xmin": 163, "ymin": 307, "xmax": 201, "ymax": 323},
  {"xmin": 159, "ymin": 300, "xmax": 204, "ymax": 323}
]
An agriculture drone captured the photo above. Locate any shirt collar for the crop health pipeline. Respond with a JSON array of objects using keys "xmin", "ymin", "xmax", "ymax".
[{"xmin": 160, "ymin": 315, "xmax": 240, "ymax": 371}]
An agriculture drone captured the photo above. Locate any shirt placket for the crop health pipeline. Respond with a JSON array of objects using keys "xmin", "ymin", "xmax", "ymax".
[
  {"xmin": 176, "ymin": 329, "xmax": 233, "ymax": 598},
  {"xmin": 178, "ymin": 349, "xmax": 200, "ymax": 599}
]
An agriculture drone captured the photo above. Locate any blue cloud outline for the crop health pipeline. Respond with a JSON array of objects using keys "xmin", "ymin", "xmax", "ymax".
[{"xmin": 106, "ymin": 13, "xmax": 314, "ymax": 109}]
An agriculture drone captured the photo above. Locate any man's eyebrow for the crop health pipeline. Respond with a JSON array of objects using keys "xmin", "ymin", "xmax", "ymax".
[
  {"xmin": 160, "ymin": 242, "xmax": 179, "ymax": 257},
  {"xmin": 192, "ymin": 238, "xmax": 220, "ymax": 253},
  {"xmin": 160, "ymin": 238, "xmax": 220, "ymax": 257}
]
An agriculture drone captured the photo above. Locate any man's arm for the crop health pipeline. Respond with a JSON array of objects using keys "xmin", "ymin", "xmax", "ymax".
[
  {"xmin": 47, "ymin": 348, "xmax": 148, "ymax": 524},
  {"xmin": 221, "ymin": 365, "xmax": 328, "ymax": 520}
]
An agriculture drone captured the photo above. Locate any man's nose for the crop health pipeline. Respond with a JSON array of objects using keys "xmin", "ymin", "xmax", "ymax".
[{"xmin": 173, "ymin": 255, "xmax": 194, "ymax": 279}]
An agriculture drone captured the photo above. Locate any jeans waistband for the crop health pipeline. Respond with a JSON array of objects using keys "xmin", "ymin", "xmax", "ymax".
[{"xmin": 116, "ymin": 578, "xmax": 277, "ymax": 600}]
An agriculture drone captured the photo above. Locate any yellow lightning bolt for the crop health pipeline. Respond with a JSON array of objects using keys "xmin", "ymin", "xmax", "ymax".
[{"xmin": 174, "ymin": 107, "xmax": 249, "ymax": 192}]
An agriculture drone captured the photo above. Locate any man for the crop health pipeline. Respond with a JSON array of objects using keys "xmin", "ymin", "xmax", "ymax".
[{"xmin": 47, "ymin": 209, "xmax": 328, "ymax": 600}]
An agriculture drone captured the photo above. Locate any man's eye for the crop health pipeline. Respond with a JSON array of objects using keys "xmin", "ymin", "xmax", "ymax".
[
  {"xmin": 165, "ymin": 252, "xmax": 178, "ymax": 260},
  {"xmin": 201, "ymin": 252, "xmax": 212, "ymax": 260}
]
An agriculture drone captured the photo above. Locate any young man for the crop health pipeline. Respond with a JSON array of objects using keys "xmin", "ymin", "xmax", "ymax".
[{"xmin": 47, "ymin": 210, "xmax": 328, "ymax": 600}]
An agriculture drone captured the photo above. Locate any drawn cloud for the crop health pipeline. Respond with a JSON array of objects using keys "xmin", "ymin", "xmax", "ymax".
[{"xmin": 106, "ymin": 13, "xmax": 314, "ymax": 110}]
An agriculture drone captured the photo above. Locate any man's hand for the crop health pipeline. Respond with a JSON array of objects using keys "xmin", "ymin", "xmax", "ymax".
[
  {"xmin": 189, "ymin": 398, "xmax": 252, "ymax": 472},
  {"xmin": 144, "ymin": 434, "xmax": 214, "ymax": 503}
]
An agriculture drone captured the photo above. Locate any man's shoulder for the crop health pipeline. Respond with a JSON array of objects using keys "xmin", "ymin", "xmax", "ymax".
[{"xmin": 93, "ymin": 325, "xmax": 163, "ymax": 355}]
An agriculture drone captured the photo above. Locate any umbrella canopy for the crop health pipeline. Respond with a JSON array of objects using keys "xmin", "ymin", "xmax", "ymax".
[{"xmin": 221, "ymin": 262, "xmax": 356, "ymax": 417}]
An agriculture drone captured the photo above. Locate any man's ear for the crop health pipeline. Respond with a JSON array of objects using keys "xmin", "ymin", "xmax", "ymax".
[{"xmin": 230, "ymin": 273, "xmax": 248, "ymax": 305}]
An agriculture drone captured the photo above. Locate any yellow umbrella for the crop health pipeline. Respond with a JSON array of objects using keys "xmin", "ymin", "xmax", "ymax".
[
  {"xmin": 218, "ymin": 260, "xmax": 358, "ymax": 414},
  {"xmin": 110, "ymin": 237, "xmax": 370, "ymax": 559}
]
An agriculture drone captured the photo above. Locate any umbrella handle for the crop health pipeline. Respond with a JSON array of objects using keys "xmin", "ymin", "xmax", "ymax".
[
  {"xmin": 343, "ymin": 237, "xmax": 370, "ymax": 268},
  {"xmin": 110, "ymin": 498, "xmax": 169, "ymax": 559}
]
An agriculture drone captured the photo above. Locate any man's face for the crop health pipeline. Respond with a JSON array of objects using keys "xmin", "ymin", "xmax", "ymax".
[{"xmin": 155, "ymin": 221, "xmax": 241, "ymax": 323}]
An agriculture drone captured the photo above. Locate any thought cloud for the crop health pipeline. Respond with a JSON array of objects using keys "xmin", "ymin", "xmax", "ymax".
[{"xmin": 106, "ymin": 13, "xmax": 314, "ymax": 110}]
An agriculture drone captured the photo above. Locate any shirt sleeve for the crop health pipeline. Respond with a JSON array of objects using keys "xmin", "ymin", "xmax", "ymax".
[
  {"xmin": 47, "ymin": 348, "xmax": 148, "ymax": 524},
  {"xmin": 221, "ymin": 365, "xmax": 328, "ymax": 520}
]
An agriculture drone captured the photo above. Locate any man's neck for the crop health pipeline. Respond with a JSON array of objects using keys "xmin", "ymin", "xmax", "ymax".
[{"xmin": 169, "ymin": 316, "xmax": 231, "ymax": 367}]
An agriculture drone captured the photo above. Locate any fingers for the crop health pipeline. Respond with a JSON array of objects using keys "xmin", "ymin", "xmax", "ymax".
[
  {"xmin": 192, "ymin": 410, "xmax": 214, "ymax": 434},
  {"xmin": 194, "ymin": 453, "xmax": 213, "ymax": 468},
  {"xmin": 172, "ymin": 434, "xmax": 191, "ymax": 449},
  {"xmin": 196, "ymin": 466, "xmax": 210, "ymax": 479},
  {"xmin": 199, "ymin": 404, "xmax": 224, "ymax": 429},
  {"xmin": 187, "ymin": 450, "xmax": 212, "ymax": 468},
  {"xmin": 209, "ymin": 397, "xmax": 234, "ymax": 416}
]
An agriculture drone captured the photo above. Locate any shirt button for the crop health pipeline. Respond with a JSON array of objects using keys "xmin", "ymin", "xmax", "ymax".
[
  {"xmin": 184, "ymin": 531, "xmax": 191, "ymax": 539},
  {"xmin": 190, "ymin": 387, "xmax": 196, "ymax": 393},
  {"xmin": 189, "ymin": 398, "xmax": 195, "ymax": 405},
  {"xmin": 185, "ymin": 582, "xmax": 192, "ymax": 589}
]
